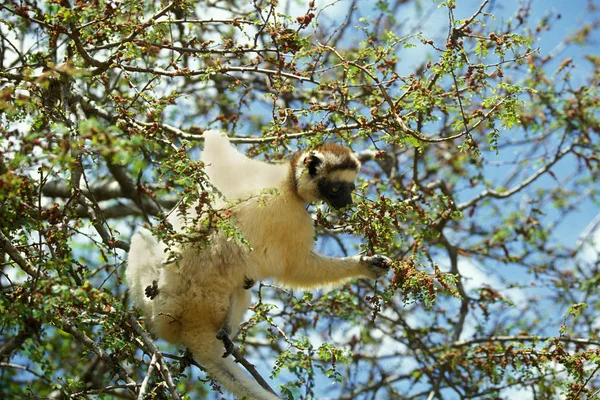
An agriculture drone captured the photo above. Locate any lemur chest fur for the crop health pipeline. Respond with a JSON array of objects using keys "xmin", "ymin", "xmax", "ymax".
[{"xmin": 232, "ymin": 194, "xmax": 314, "ymax": 273}]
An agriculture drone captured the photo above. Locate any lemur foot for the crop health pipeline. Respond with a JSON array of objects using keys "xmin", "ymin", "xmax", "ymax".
[
  {"xmin": 144, "ymin": 280, "xmax": 159, "ymax": 299},
  {"xmin": 361, "ymin": 255, "xmax": 392, "ymax": 279},
  {"xmin": 216, "ymin": 329, "xmax": 235, "ymax": 358},
  {"xmin": 243, "ymin": 276, "xmax": 255, "ymax": 290}
]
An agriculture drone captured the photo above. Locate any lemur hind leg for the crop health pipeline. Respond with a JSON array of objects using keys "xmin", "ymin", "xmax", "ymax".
[
  {"xmin": 216, "ymin": 293, "xmax": 235, "ymax": 358},
  {"xmin": 216, "ymin": 286, "xmax": 252, "ymax": 358}
]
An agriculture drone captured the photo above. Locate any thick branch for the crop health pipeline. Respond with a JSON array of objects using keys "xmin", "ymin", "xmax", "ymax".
[
  {"xmin": 43, "ymin": 180, "xmax": 178, "ymax": 211},
  {"xmin": 0, "ymin": 229, "xmax": 44, "ymax": 279},
  {"xmin": 0, "ymin": 329, "xmax": 32, "ymax": 361},
  {"xmin": 104, "ymin": 161, "xmax": 162, "ymax": 217},
  {"xmin": 80, "ymin": 196, "xmax": 130, "ymax": 251},
  {"xmin": 43, "ymin": 180, "xmax": 124, "ymax": 201},
  {"xmin": 137, "ymin": 353, "xmax": 158, "ymax": 400}
]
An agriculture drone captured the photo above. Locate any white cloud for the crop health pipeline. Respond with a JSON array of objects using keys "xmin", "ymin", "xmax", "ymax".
[
  {"xmin": 502, "ymin": 385, "xmax": 534, "ymax": 400},
  {"xmin": 458, "ymin": 257, "xmax": 526, "ymax": 305},
  {"xmin": 0, "ymin": 266, "xmax": 28, "ymax": 287},
  {"xmin": 578, "ymin": 213, "xmax": 600, "ymax": 263},
  {"xmin": 458, "ymin": 257, "xmax": 500, "ymax": 293},
  {"xmin": 456, "ymin": 257, "xmax": 528, "ymax": 341}
]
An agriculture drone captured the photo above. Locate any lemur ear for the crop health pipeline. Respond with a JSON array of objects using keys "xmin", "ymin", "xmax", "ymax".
[{"xmin": 304, "ymin": 153, "xmax": 324, "ymax": 177}]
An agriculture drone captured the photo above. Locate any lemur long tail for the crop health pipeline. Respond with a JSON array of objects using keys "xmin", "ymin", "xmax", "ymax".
[{"xmin": 185, "ymin": 331, "xmax": 280, "ymax": 400}]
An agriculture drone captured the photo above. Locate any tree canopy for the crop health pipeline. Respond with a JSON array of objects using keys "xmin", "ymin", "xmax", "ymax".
[{"xmin": 1, "ymin": 0, "xmax": 600, "ymax": 399}]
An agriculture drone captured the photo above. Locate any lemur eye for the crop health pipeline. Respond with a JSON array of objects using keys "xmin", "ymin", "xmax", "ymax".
[{"xmin": 331, "ymin": 187, "xmax": 339, "ymax": 193}]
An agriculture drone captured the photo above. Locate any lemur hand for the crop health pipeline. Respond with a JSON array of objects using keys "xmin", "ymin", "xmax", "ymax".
[{"xmin": 361, "ymin": 255, "xmax": 392, "ymax": 279}]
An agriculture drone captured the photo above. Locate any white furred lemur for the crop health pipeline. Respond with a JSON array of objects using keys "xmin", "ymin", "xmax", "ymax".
[{"xmin": 127, "ymin": 131, "xmax": 391, "ymax": 400}]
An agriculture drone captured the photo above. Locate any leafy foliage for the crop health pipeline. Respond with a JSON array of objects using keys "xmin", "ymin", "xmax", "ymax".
[{"xmin": 1, "ymin": 0, "xmax": 600, "ymax": 399}]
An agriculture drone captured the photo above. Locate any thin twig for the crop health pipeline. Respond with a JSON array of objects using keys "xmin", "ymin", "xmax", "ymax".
[
  {"xmin": 457, "ymin": 144, "xmax": 574, "ymax": 210},
  {"xmin": 456, "ymin": 0, "xmax": 490, "ymax": 32},
  {"xmin": 59, "ymin": 318, "xmax": 137, "ymax": 396},
  {"xmin": 451, "ymin": 335, "xmax": 600, "ymax": 349},
  {"xmin": 119, "ymin": 65, "xmax": 318, "ymax": 84},
  {"xmin": 134, "ymin": 41, "xmax": 279, "ymax": 55},
  {"xmin": 319, "ymin": 42, "xmax": 507, "ymax": 143},
  {"xmin": 137, "ymin": 353, "xmax": 158, "ymax": 400},
  {"xmin": 72, "ymin": 384, "xmax": 140, "ymax": 398},
  {"xmin": 128, "ymin": 315, "xmax": 182, "ymax": 400},
  {"xmin": 573, "ymin": 362, "xmax": 600, "ymax": 399}
]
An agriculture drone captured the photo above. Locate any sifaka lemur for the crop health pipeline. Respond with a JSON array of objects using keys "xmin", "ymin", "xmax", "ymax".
[{"xmin": 126, "ymin": 131, "xmax": 391, "ymax": 400}]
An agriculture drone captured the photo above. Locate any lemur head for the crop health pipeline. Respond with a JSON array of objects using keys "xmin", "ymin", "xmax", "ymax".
[{"xmin": 290, "ymin": 143, "xmax": 361, "ymax": 209}]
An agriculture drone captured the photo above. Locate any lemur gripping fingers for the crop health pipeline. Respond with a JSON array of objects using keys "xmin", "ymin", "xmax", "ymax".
[
  {"xmin": 216, "ymin": 328, "xmax": 235, "ymax": 358},
  {"xmin": 243, "ymin": 276, "xmax": 255, "ymax": 290},
  {"xmin": 361, "ymin": 255, "xmax": 393, "ymax": 279}
]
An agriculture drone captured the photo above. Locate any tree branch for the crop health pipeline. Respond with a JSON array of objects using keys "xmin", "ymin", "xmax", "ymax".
[
  {"xmin": 231, "ymin": 348, "xmax": 279, "ymax": 397},
  {"xmin": 0, "ymin": 229, "xmax": 44, "ymax": 279},
  {"xmin": 128, "ymin": 315, "xmax": 182, "ymax": 400},
  {"xmin": 452, "ymin": 335, "xmax": 600, "ymax": 349},
  {"xmin": 119, "ymin": 65, "xmax": 318, "ymax": 84},
  {"xmin": 137, "ymin": 353, "xmax": 158, "ymax": 400},
  {"xmin": 59, "ymin": 318, "xmax": 137, "ymax": 396},
  {"xmin": 458, "ymin": 144, "xmax": 574, "ymax": 210}
]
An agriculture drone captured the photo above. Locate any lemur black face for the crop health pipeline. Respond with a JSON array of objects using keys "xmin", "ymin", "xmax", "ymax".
[{"xmin": 318, "ymin": 180, "xmax": 356, "ymax": 209}]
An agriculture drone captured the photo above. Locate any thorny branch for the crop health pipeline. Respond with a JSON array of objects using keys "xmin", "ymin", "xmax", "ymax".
[
  {"xmin": 119, "ymin": 65, "xmax": 318, "ymax": 84},
  {"xmin": 231, "ymin": 348, "xmax": 280, "ymax": 397},
  {"xmin": 319, "ymin": 42, "xmax": 511, "ymax": 143}
]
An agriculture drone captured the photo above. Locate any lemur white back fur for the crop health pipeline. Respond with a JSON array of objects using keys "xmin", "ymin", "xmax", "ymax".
[
  {"xmin": 126, "ymin": 133, "xmax": 389, "ymax": 400},
  {"xmin": 202, "ymin": 130, "xmax": 288, "ymax": 202}
]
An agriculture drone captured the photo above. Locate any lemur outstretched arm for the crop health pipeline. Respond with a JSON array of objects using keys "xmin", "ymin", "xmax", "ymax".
[{"xmin": 275, "ymin": 253, "xmax": 390, "ymax": 289}]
